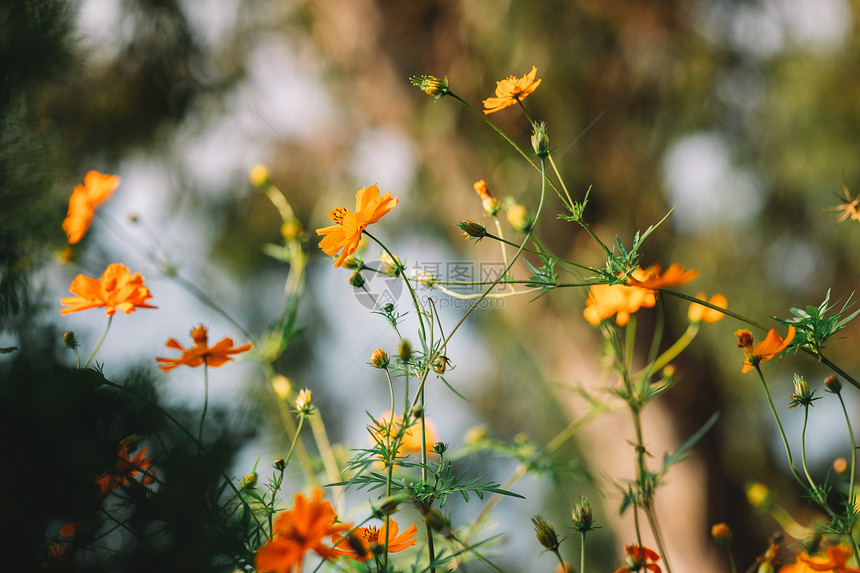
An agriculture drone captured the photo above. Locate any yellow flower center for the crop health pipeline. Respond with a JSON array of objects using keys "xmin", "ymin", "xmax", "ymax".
[
  {"xmin": 359, "ymin": 526, "xmax": 380, "ymax": 544},
  {"xmin": 331, "ymin": 207, "xmax": 348, "ymax": 225}
]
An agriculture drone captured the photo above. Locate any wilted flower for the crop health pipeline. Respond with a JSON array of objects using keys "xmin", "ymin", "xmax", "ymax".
[
  {"xmin": 409, "ymin": 75, "xmax": 449, "ymax": 100},
  {"xmin": 531, "ymin": 515, "xmax": 560, "ymax": 552},
  {"xmin": 531, "ymin": 122, "xmax": 550, "ymax": 156},
  {"xmin": 458, "ymin": 220, "xmax": 488, "ymax": 240},
  {"xmin": 788, "ymin": 375, "xmax": 816, "ymax": 409},
  {"xmin": 572, "ymin": 495, "xmax": 596, "ymax": 533}
]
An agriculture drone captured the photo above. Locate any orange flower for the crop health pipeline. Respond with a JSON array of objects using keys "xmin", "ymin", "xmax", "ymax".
[
  {"xmin": 626, "ymin": 263, "xmax": 699, "ymax": 290},
  {"xmin": 156, "ymin": 325, "xmax": 252, "ymax": 372},
  {"xmin": 60, "ymin": 263, "xmax": 156, "ymax": 316},
  {"xmin": 482, "ymin": 66, "xmax": 542, "ymax": 115},
  {"xmin": 373, "ymin": 412, "xmax": 439, "ymax": 460},
  {"xmin": 615, "ymin": 545, "xmax": 662, "ymax": 573},
  {"xmin": 688, "ymin": 293, "xmax": 728, "ymax": 323},
  {"xmin": 63, "ymin": 170, "xmax": 120, "ymax": 244},
  {"xmin": 97, "ymin": 437, "xmax": 155, "ymax": 496},
  {"xmin": 256, "ymin": 488, "xmax": 350, "ymax": 573},
  {"xmin": 780, "ymin": 546, "xmax": 860, "ymax": 573},
  {"xmin": 583, "ymin": 282, "xmax": 656, "ymax": 326},
  {"xmin": 824, "ymin": 181, "xmax": 860, "ymax": 225},
  {"xmin": 735, "ymin": 326, "xmax": 795, "ymax": 373},
  {"xmin": 583, "ymin": 264, "xmax": 698, "ymax": 326},
  {"xmin": 331, "ymin": 520, "xmax": 418, "ymax": 562},
  {"xmin": 316, "ymin": 184, "xmax": 399, "ymax": 268}
]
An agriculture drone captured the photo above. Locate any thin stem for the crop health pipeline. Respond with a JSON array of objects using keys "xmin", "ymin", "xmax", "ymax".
[
  {"xmin": 283, "ymin": 412, "xmax": 307, "ymax": 469},
  {"xmin": 634, "ymin": 323, "xmax": 699, "ymax": 379},
  {"xmin": 837, "ymin": 392, "xmax": 860, "ymax": 559},
  {"xmin": 84, "ymin": 315, "xmax": 113, "ymax": 368},
  {"xmin": 723, "ymin": 544, "xmax": 738, "ymax": 573},
  {"xmin": 800, "ymin": 405, "xmax": 816, "ymax": 490},
  {"xmin": 383, "ymin": 368, "xmax": 396, "ymax": 570},
  {"xmin": 198, "ymin": 365, "xmax": 209, "ymax": 448},
  {"xmin": 547, "ymin": 153, "xmax": 575, "ymax": 212},
  {"xmin": 580, "ymin": 531, "xmax": 586, "ymax": 573},
  {"xmin": 484, "ymin": 232, "xmax": 597, "ymax": 272},
  {"xmin": 755, "ymin": 365, "xmax": 804, "ymax": 485}
]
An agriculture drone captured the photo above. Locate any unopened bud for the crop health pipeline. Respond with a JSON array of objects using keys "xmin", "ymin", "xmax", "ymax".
[
  {"xmin": 457, "ymin": 220, "xmax": 487, "ymax": 240},
  {"xmin": 248, "ymin": 164, "xmax": 271, "ymax": 188},
  {"xmin": 398, "ymin": 339, "xmax": 412, "ymax": 363},
  {"xmin": 746, "ymin": 482, "xmax": 773, "ymax": 510},
  {"xmin": 341, "ymin": 256, "xmax": 362, "ymax": 270},
  {"xmin": 274, "ymin": 458, "xmax": 286, "ymax": 471},
  {"xmin": 531, "ymin": 122, "xmax": 550, "ymax": 157},
  {"xmin": 711, "ymin": 522, "xmax": 732, "ymax": 545},
  {"xmin": 409, "ymin": 75, "xmax": 449, "ymax": 100},
  {"xmin": 531, "ymin": 515, "xmax": 560, "ymax": 551},
  {"xmin": 240, "ymin": 473, "xmax": 257, "ymax": 489},
  {"xmin": 506, "ymin": 204, "xmax": 532, "ymax": 233},
  {"xmin": 433, "ymin": 355, "xmax": 450, "ymax": 374},
  {"xmin": 825, "ymin": 374, "xmax": 842, "ymax": 394},
  {"xmin": 349, "ymin": 271, "xmax": 365, "ymax": 288},
  {"xmin": 295, "ymin": 389, "xmax": 313, "ymax": 414},
  {"xmin": 433, "ymin": 442, "xmax": 447, "ymax": 454},
  {"xmin": 411, "ymin": 405, "xmax": 424, "ymax": 419},
  {"xmin": 571, "ymin": 495, "xmax": 595, "ymax": 532},
  {"xmin": 63, "ymin": 330, "xmax": 79, "ymax": 349},
  {"xmin": 371, "ymin": 348, "xmax": 389, "ymax": 369},
  {"xmin": 424, "ymin": 508, "xmax": 451, "ymax": 533},
  {"xmin": 834, "ymin": 457, "xmax": 849, "ymax": 475}
]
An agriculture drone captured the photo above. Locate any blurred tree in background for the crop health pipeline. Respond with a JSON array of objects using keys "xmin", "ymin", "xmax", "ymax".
[{"xmin": 3, "ymin": 0, "xmax": 860, "ymax": 570}]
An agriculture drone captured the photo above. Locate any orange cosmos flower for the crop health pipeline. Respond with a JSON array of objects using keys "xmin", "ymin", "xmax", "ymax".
[
  {"xmin": 60, "ymin": 263, "xmax": 156, "ymax": 316},
  {"xmin": 316, "ymin": 184, "xmax": 399, "ymax": 268},
  {"xmin": 688, "ymin": 293, "xmax": 728, "ymax": 323},
  {"xmin": 373, "ymin": 412, "xmax": 439, "ymax": 461},
  {"xmin": 97, "ymin": 437, "xmax": 155, "ymax": 496},
  {"xmin": 156, "ymin": 325, "xmax": 252, "ymax": 372},
  {"xmin": 63, "ymin": 170, "xmax": 121, "ymax": 244},
  {"xmin": 780, "ymin": 546, "xmax": 860, "ymax": 573},
  {"xmin": 735, "ymin": 326, "xmax": 795, "ymax": 373},
  {"xmin": 583, "ymin": 282, "xmax": 655, "ymax": 326},
  {"xmin": 482, "ymin": 66, "xmax": 542, "ymax": 115},
  {"xmin": 255, "ymin": 488, "xmax": 350, "ymax": 573},
  {"xmin": 824, "ymin": 181, "xmax": 860, "ymax": 225},
  {"xmin": 626, "ymin": 263, "xmax": 699, "ymax": 290},
  {"xmin": 331, "ymin": 520, "xmax": 418, "ymax": 562},
  {"xmin": 583, "ymin": 264, "xmax": 698, "ymax": 326},
  {"xmin": 614, "ymin": 545, "xmax": 662, "ymax": 573}
]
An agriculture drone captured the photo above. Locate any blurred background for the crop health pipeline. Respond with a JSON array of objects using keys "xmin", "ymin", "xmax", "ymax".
[{"xmin": 3, "ymin": 0, "xmax": 860, "ymax": 570}]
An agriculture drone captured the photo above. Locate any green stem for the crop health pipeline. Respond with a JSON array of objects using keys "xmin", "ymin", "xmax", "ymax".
[
  {"xmin": 800, "ymin": 405, "xmax": 816, "ymax": 490},
  {"xmin": 547, "ymin": 152, "xmax": 575, "ymax": 212},
  {"xmin": 441, "ymin": 155, "xmax": 548, "ymax": 349},
  {"xmin": 635, "ymin": 323, "xmax": 699, "ymax": 379},
  {"xmin": 755, "ymin": 365, "xmax": 804, "ymax": 485},
  {"xmin": 383, "ymin": 368, "xmax": 396, "ymax": 570},
  {"xmin": 723, "ymin": 545, "xmax": 738, "ymax": 573},
  {"xmin": 837, "ymin": 392, "xmax": 860, "ymax": 559},
  {"xmin": 483, "ymin": 232, "xmax": 597, "ymax": 272},
  {"xmin": 580, "ymin": 531, "xmax": 586, "ymax": 573},
  {"xmin": 198, "ymin": 364, "xmax": 209, "ymax": 447},
  {"xmin": 283, "ymin": 412, "xmax": 306, "ymax": 470},
  {"xmin": 84, "ymin": 315, "xmax": 113, "ymax": 368}
]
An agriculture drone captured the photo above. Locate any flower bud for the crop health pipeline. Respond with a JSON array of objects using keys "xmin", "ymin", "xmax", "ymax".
[
  {"xmin": 482, "ymin": 196, "xmax": 500, "ymax": 216},
  {"xmin": 433, "ymin": 442, "xmax": 447, "ymax": 454},
  {"xmin": 531, "ymin": 515, "xmax": 560, "ymax": 551},
  {"xmin": 411, "ymin": 405, "xmax": 424, "ymax": 419},
  {"xmin": 398, "ymin": 339, "xmax": 412, "ymax": 363},
  {"xmin": 295, "ymin": 389, "xmax": 313, "ymax": 414},
  {"xmin": 789, "ymin": 374, "xmax": 815, "ymax": 409},
  {"xmin": 424, "ymin": 507, "xmax": 451, "ymax": 533},
  {"xmin": 825, "ymin": 374, "xmax": 842, "ymax": 394},
  {"xmin": 433, "ymin": 355, "xmax": 450, "ymax": 374},
  {"xmin": 746, "ymin": 482, "xmax": 773, "ymax": 510},
  {"xmin": 506, "ymin": 204, "xmax": 532, "ymax": 233},
  {"xmin": 274, "ymin": 458, "xmax": 286, "ymax": 471},
  {"xmin": 248, "ymin": 164, "xmax": 271, "ymax": 188},
  {"xmin": 572, "ymin": 495, "xmax": 595, "ymax": 533},
  {"xmin": 833, "ymin": 457, "xmax": 849, "ymax": 475},
  {"xmin": 349, "ymin": 271, "xmax": 365, "ymax": 288},
  {"xmin": 409, "ymin": 75, "xmax": 449, "ymax": 100},
  {"xmin": 341, "ymin": 256, "xmax": 362, "ymax": 270},
  {"xmin": 457, "ymin": 220, "xmax": 487, "ymax": 240},
  {"xmin": 371, "ymin": 348, "xmax": 389, "ymax": 369},
  {"xmin": 531, "ymin": 122, "xmax": 550, "ymax": 157},
  {"xmin": 240, "ymin": 473, "xmax": 257, "ymax": 490},
  {"xmin": 711, "ymin": 522, "xmax": 732, "ymax": 546},
  {"xmin": 63, "ymin": 330, "xmax": 79, "ymax": 349}
]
